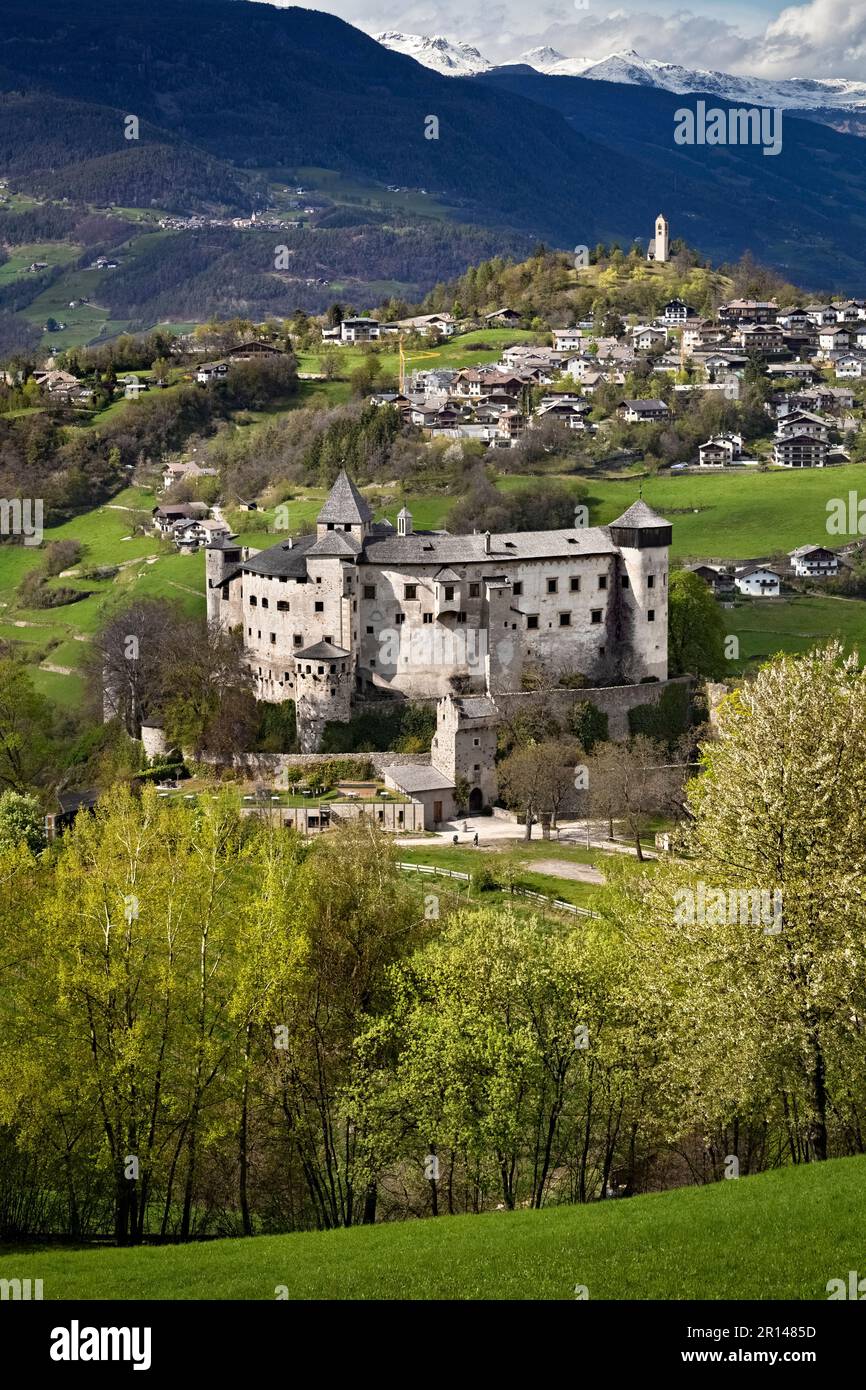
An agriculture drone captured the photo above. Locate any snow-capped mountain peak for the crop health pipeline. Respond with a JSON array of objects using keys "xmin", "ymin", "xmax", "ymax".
[
  {"xmin": 375, "ymin": 32, "xmax": 492, "ymax": 76},
  {"xmin": 374, "ymin": 32, "xmax": 866, "ymax": 114}
]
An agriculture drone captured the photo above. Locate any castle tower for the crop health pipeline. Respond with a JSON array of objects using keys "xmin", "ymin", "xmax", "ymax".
[
  {"xmin": 608, "ymin": 500, "xmax": 672, "ymax": 683},
  {"xmin": 293, "ymin": 640, "xmax": 354, "ymax": 753},
  {"xmin": 397, "ymin": 505, "xmax": 412, "ymax": 537},
  {"xmin": 647, "ymin": 213, "xmax": 670, "ymax": 264},
  {"xmin": 316, "ymin": 468, "xmax": 373, "ymax": 545},
  {"xmin": 205, "ymin": 534, "xmax": 242, "ymax": 626},
  {"xmin": 431, "ymin": 695, "xmax": 499, "ymax": 812}
]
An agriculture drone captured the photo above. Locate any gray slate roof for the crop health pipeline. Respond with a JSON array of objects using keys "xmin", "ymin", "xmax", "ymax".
[
  {"xmin": 364, "ymin": 527, "xmax": 616, "ymax": 564},
  {"xmin": 308, "ymin": 532, "xmax": 361, "ymax": 557},
  {"xmin": 295, "ymin": 640, "xmax": 350, "ymax": 660},
  {"xmin": 609, "ymin": 500, "xmax": 670, "ymax": 529},
  {"xmin": 317, "ymin": 469, "xmax": 373, "ymax": 525},
  {"xmin": 457, "ymin": 697, "xmax": 498, "ymax": 720},
  {"xmin": 382, "ymin": 764, "xmax": 456, "ymax": 794}
]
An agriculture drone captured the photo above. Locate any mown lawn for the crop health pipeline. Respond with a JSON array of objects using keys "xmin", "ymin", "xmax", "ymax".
[
  {"xmin": 722, "ymin": 596, "xmax": 866, "ymax": 671},
  {"xmin": 577, "ymin": 465, "xmax": 866, "ymax": 562},
  {"xmin": 3, "ymin": 1154, "xmax": 862, "ymax": 1299}
]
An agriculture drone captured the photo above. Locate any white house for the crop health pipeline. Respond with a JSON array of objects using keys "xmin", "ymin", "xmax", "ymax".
[
  {"xmin": 735, "ymin": 565, "xmax": 781, "ymax": 597},
  {"xmin": 698, "ymin": 433, "xmax": 743, "ymax": 467},
  {"xmin": 788, "ymin": 545, "xmax": 841, "ymax": 578},
  {"xmin": 553, "ymin": 328, "xmax": 584, "ymax": 352},
  {"xmin": 339, "ymin": 317, "xmax": 380, "ymax": 343}
]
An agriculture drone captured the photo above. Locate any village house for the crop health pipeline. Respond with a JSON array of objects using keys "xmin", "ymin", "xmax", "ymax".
[
  {"xmin": 162, "ymin": 459, "xmax": 220, "ymax": 490},
  {"xmin": 735, "ymin": 564, "xmax": 781, "ymax": 597},
  {"xmin": 660, "ymin": 298, "xmax": 698, "ymax": 323},
  {"xmin": 552, "ymin": 328, "xmax": 584, "ymax": 352},
  {"xmin": 152, "ymin": 502, "xmax": 209, "ymax": 536},
  {"xmin": 533, "ymin": 395, "xmax": 593, "ymax": 429},
  {"xmin": 698, "ymin": 433, "xmax": 744, "ymax": 467},
  {"xmin": 483, "ymin": 308, "xmax": 522, "ymax": 326},
  {"xmin": 734, "ymin": 323, "xmax": 785, "ymax": 353},
  {"xmin": 773, "ymin": 433, "xmax": 828, "ymax": 468},
  {"xmin": 788, "ymin": 544, "xmax": 842, "ymax": 579},
  {"xmin": 618, "ymin": 398, "xmax": 671, "ymax": 423},
  {"xmin": 719, "ymin": 299, "xmax": 778, "ymax": 326},
  {"xmin": 196, "ymin": 361, "xmax": 230, "ymax": 385},
  {"xmin": 688, "ymin": 564, "xmax": 734, "ymax": 595},
  {"xmin": 818, "ymin": 325, "xmax": 852, "ymax": 357},
  {"xmin": 173, "ymin": 517, "xmax": 234, "ymax": 552},
  {"xmin": 631, "ymin": 325, "xmax": 668, "ymax": 351}
]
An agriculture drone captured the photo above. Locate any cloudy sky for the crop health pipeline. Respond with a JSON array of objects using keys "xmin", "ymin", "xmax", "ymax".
[{"xmin": 254, "ymin": 0, "xmax": 866, "ymax": 78}]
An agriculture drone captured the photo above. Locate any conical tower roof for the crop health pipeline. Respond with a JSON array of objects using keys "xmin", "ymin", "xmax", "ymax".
[
  {"xmin": 317, "ymin": 469, "xmax": 373, "ymax": 525},
  {"xmin": 609, "ymin": 499, "xmax": 669, "ymax": 529}
]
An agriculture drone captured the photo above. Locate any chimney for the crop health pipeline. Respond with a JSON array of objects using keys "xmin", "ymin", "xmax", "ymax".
[{"xmin": 484, "ymin": 530, "xmax": 491, "ymax": 554}]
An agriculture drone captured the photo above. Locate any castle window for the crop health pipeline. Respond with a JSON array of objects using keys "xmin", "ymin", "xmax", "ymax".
[
  {"xmin": 395, "ymin": 612, "xmax": 406, "ymax": 625},
  {"xmin": 599, "ymin": 646, "xmax": 606, "ymax": 657},
  {"xmin": 621, "ymin": 576, "xmax": 630, "ymax": 589},
  {"xmin": 257, "ymin": 630, "xmax": 261, "ymax": 640},
  {"xmin": 469, "ymin": 583, "xmax": 480, "ymax": 598},
  {"xmin": 547, "ymin": 578, "xmax": 558, "ymax": 594},
  {"xmin": 330, "ymin": 688, "xmax": 335, "ymax": 696},
  {"xmin": 370, "ymin": 659, "xmax": 376, "ymax": 668},
  {"xmin": 513, "ymin": 581, "xmax": 523, "ymax": 596},
  {"xmin": 423, "ymin": 613, "xmax": 433, "ymax": 624},
  {"xmin": 270, "ymin": 633, "xmax": 276, "ymax": 644},
  {"xmin": 648, "ymin": 575, "xmax": 655, "ymax": 589},
  {"xmin": 527, "ymin": 614, "xmax": 539, "ymax": 630},
  {"xmin": 457, "ymin": 612, "xmax": 466, "ymax": 624},
  {"xmin": 330, "ymin": 664, "xmax": 336, "ymax": 673},
  {"xmin": 317, "ymin": 666, "xmax": 324, "ymax": 674},
  {"xmin": 598, "ymin": 575, "xmax": 607, "ymax": 590},
  {"xmin": 315, "ymin": 601, "xmax": 324, "ymax": 612},
  {"xmin": 261, "ymin": 597, "xmax": 269, "ymax": 608},
  {"xmin": 570, "ymin": 576, "xmax": 580, "ymax": 592},
  {"xmin": 247, "ymin": 627, "xmax": 252, "ymax": 636},
  {"xmin": 591, "ymin": 610, "xmax": 603, "ymax": 624},
  {"xmin": 343, "ymin": 524, "xmax": 351, "ymax": 532},
  {"xmin": 326, "ymin": 522, "xmax": 334, "ymax": 530},
  {"xmin": 444, "ymin": 585, "xmax": 454, "ymax": 601},
  {"xmin": 284, "ymin": 673, "xmax": 290, "ymax": 681},
  {"xmin": 648, "ymin": 609, "xmax": 656, "ymax": 622},
  {"xmin": 364, "ymin": 585, "xmax": 376, "ymax": 599},
  {"xmin": 249, "ymin": 595, "xmax": 257, "ymax": 606},
  {"xmin": 293, "ymin": 634, "xmax": 302, "ymax": 646},
  {"xmin": 352, "ymin": 600, "xmax": 357, "ymax": 612},
  {"xmin": 366, "ymin": 626, "xmax": 374, "ymax": 635},
  {"xmin": 277, "ymin": 600, "xmax": 289, "ymax": 611},
  {"xmin": 324, "ymin": 634, "xmax": 333, "ymax": 643},
  {"xmin": 473, "ymin": 737, "xmax": 480, "ymax": 746},
  {"xmin": 559, "ymin": 612, "xmax": 571, "ymax": 626},
  {"xmin": 404, "ymin": 584, "xmax": 417, "ymax": 600}
]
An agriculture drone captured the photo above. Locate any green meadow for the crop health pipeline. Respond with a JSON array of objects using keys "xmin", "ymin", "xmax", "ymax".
[{"xmin": 2, "ymin": 1154, "xmax": 862, "ymax": 1300}]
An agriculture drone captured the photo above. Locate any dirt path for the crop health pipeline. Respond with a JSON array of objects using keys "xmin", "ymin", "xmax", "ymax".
[{"xmin": 526, "ymin": 859, "xmax": 606, "ymax": 885}]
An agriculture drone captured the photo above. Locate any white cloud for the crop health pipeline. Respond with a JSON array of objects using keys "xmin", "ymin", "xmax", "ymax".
[
  {"xmin": 758, "ymin": 0, "xmax": 866, "ymax": 77},
  {"xmin": 249, "ymin": 0, "xmax": 866, "ymax": 79}
]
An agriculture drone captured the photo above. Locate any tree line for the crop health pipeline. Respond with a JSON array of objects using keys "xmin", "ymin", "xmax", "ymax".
[{"xmin": 0, "ymin": 643, "xmax": 863, "ymax": 1242}]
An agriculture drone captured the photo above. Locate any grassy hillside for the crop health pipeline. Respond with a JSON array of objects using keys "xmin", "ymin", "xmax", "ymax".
[
  {"xmin": 0, "ymin": 486, "xmax": 206, "ymax": 709},
  {"xmin": 3, "ymin": 1154, "xmax": 862, "ymax": 1300}
]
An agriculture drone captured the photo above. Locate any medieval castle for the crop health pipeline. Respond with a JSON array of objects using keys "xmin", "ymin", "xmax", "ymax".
[{"xmin": 206, "ymin": 471, "xmax": 672, "ymax": 770}]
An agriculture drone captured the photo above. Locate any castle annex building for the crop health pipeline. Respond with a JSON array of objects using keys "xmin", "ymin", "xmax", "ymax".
[{"xmin": 207, "ymin": 471, "xmax": 671, "ymax": 752}]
